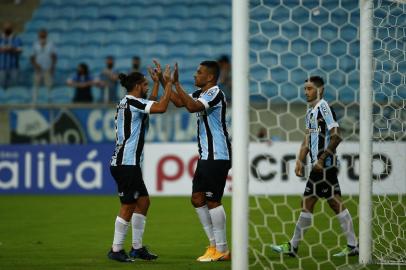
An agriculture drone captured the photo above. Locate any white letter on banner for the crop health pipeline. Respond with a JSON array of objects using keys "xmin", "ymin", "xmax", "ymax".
[
  {"xmin": 0, "ymin": 161, "xmax": 18, "ymax": 189},
  {"xmin": 88, "ymin": 110, "xmax": 103, "ymax": 142},
  {"xmin": 50, "ymin": 152, "xmax": 73, "ymax": 189},
  {"xmin": 104, "ymin": 110, "xmax": 115, "ymax": 141},
  {"xmin": 75, "ymin": 150, "xmax": 102, "ymax": 189},
  {"xmin": 37, "ymin": 152, "xmax": 45, "ymax": 189},
  {"xmin": 25, "ymin": 152, "xmax": 32, "ymax": 188}
]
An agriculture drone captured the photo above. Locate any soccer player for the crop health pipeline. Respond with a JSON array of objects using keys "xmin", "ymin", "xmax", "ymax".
[
  {"xmin": 271, "ymin": 76, "xmax": 359, "ymax": 257},
  {"xmin": 154, "ymin": 60, "xmax": 232, "ymax": 261},
  {"xmin": 107, "ymin": 65, "xmax": 172, "ymax": 262}
]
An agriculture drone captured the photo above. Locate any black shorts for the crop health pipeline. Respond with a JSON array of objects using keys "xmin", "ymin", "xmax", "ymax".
[
  {"xmin": 110, "ymin": 165, "xmax": 149, "ymax": 204},
  {"xmin": 192, "ymin": 159, "xmax": 231, "ymax": 202},
  {"xmin": 303, "ymin": 166, "xmax": 342, "ymax": 199}
]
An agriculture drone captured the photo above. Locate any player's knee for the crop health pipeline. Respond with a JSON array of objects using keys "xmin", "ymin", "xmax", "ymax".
[
  {"xmin": 191, "ymin": 193, "xmax": 205, "ymax": 207},
  {"xmin": 207, "ymin": 200, "xmax": 221, "ymax": 209}
]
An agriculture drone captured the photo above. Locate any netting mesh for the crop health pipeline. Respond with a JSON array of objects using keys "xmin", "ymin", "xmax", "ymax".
[
  {"xmin": 371, "ymin": 0, "xmax": 405, "ymax": 265},
  {"xmin": 248, "ymin": 0, "xmax": 405, "ymax": 269}
]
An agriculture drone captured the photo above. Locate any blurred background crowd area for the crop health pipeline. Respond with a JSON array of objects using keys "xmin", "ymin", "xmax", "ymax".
[{"xmin": 0, "ymin": 0, "xmax": 232, "ymax": 104}]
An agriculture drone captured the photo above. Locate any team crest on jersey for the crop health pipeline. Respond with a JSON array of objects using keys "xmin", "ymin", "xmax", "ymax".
[{"xmin": 320, "ymin": 103, "xmax": 328, "ymax": 113}]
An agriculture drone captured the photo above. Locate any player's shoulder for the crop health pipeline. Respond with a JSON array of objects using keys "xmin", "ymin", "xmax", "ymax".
[
  {"xmin": 191, "ymin": 89, "xmax": 203, "ymax": 98},
  {"xmin": 204, "ymin": 85, "xmax": 220, "ymax": 97},
  {"xmin": 318, "ymin": 99, "xmax": 333, "ymax": 113}
]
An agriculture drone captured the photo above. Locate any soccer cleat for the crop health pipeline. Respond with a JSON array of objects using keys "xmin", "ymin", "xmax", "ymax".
[
  {"xmin": 129, "ymin": 246, "xmax": 158, "ymax": 260},
  {"xmin": 333, "ymin": 245, "xmax": 359, "ymax": 257},
  {"xmin": 196, "ymin": 246, "xmax": 216, "ymax": 262},
  {"xmin": 107, "ymin": 249, "xmax": 134, "ymax": 262},
  {"xmin": 270, "ymin": 242, "xmax": 298, "ymax": 257},
  {"xmin": 210, "ymin": 249, "xmax": 231, "ymax": 261}
]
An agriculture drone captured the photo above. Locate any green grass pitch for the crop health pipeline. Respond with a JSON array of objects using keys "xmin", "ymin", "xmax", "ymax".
[{"xmin": 0, "ymin": 195, "xmax": 403, "ymax": 270}]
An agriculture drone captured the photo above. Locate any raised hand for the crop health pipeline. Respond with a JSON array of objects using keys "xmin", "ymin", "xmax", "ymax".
[
  {"xmin": 148, "ymin": 66, "xmax": 159, "ymax": 82},
  {"xmin": 172, "ymin": 62, "xmax": 179, "ymax": 84},
  {"xmin": 153, "ymin": 59, "xmax": 163, "ymax": 77},
  {"xmin": 163, "ymin": 64, "xmax": 171, "ymax": 82}
]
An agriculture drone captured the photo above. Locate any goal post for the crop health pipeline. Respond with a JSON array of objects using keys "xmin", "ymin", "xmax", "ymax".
[
  {"xmin": 231, "ymin": 0, "xmax": 249, "ymax": 270},
  {"xmin": 359, "ymin": 0, "xmax": 373, "ymax": 265}
]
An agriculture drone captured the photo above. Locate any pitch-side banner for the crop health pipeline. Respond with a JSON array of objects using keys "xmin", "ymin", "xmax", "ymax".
[
  {"xmin": 143, "ymin": 142, "xmax": 406, "ymax": 196},
  {"xmin": 0, "ymin": 143, "xmax": 405, "ymax": 194}
]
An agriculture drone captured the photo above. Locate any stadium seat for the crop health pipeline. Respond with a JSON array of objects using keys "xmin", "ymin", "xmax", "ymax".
[
  {"xmin": 81, "ymin": 31, "xmax": 107, "ymax": 45},
  {"xmin": 5, "ymin": 86, "xmax": 31, "ymax": 104},
  {"xmin": 74, "ymin": 6, "xmax": 99, "ymax": 19},
  {"xmin": 50, "ymin": 86, "xmax": 74, "ymax": 103}
]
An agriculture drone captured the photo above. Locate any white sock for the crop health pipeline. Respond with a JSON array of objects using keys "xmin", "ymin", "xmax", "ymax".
[
  {"xmin": 131, "ymin": 213, "xmax": 146, "ymax": 250},
  {"xmin": 195, "ymin": 205, "xmax": 216, "ymax": 247},
  {"xmin": 209, "ymin": 205, "xmax": 228, "ymax": 253},
  {"xmin": 337, "ymin": 208, "xmax": 357, "ymax": 247},
  {"xmin": 290, "ymin": 211, "xmax": 312, "ymax": 249},
  {"xmin": 112, "ymin": 216, "xmax": 129, "ymax": 252}
]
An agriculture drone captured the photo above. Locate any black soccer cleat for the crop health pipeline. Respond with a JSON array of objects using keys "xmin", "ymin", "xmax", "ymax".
[
  {"xmin": 129, "ymin": 246, "xmax": 158, "ymax": 260},
  {"xmin": 107, "ymin": 249, "xmax": 134, "ymax": 262}
]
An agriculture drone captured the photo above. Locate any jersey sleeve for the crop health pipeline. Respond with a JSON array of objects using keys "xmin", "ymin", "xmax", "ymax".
[
  {"xmin": 319, "ymin": 101, "xmax": 339, "ymax": 130},
  {"xmin": 189, "ymin": 90, "xmax": 202, "ymax": 99},
  {"xmin": 128, "ymin": 98, "xmax": 155, "ymax": 114},
  {"xmin": 197, "ymin": 87, "xmax": 222, "ymax": 109}
]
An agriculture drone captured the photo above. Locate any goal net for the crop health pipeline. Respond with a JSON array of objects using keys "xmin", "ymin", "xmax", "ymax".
[{"xmin": 247, "ymin": 0, "xmax": 405, "ymax": 269}]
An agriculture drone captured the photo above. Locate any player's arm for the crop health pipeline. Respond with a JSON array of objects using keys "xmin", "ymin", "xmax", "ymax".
[
  {"xmin": 295, "ymin": 131, "xmax": 309, "ymax": 177},
  {"xmin": 172, "ymin": 63, "xmax": 204, "ymax": 112},
  {"xmin": 313, "ymin": 103, "xmax": 342, "ymax": 172},
  {"xmin": 147, "ymin": 67, "xmax": 159, "ymax": 101},
  {"xmin": 174, "ymin": 82, "xmax": 204, "ymax": 112},
  {"xmin": 314, "ymin": 127, "xmax": 342, "ymax": 172},
  {"xmin": 149, "ymin": 65, "xmax": 172, "ymax": 114}
]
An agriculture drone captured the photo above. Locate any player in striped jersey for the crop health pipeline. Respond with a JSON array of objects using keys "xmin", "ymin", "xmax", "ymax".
[
  {"xmin": 271, "ymin": 76, "xmax": 358, "ymax": 257},
  {"xmin": 107, "ymin": 66, "xmax": 172, "ymax": 262},
  {"xmin": 153, "ymin": 60, "xmax": 231, "ymax": 261}
]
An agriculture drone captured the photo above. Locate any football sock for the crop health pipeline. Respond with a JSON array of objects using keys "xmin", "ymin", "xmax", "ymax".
[
  {"xmin": 290, "ymin": 211, "xmax": 312, "ymax": 249},
  {"xmin": 131, "ymin": 213, "xmax": 146, "ymax": 250},
  {"xmin": 195, "ymin": 205, "xmax": 216, "ymax": 247},
  {"xmin": 112, "ymin": 216, "xmax": 130, "ymax": 252},
  {"xmin": 209, "ymin": 205, "xmax": 228, "ymax": 253},
  {"xmin": 337, "ymin": 208, "xmax": 357, "ymax": 247}
]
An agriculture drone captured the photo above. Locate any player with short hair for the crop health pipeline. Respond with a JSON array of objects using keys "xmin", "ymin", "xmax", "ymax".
[
  {"xmin": 107, "ymin": 65, "xmax": 172, "ymax": 262},
  {"xmin": 271, "ymin": 76, "xmax": 359, "ymax": 257},
  {"xmin": 153, "ymin": 60, "xmax": 232, "ymax": 262}
]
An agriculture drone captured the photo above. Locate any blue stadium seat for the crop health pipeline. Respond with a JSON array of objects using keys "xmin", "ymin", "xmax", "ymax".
[
  {"xmin": 57, "ymin": 58, "xmax": 76, "ymax": 71},
  {"xmin": 25, "ymin": 20, "xmax": 49, "ymax": 32},
  {"xmin": 76, "ymin": 44, "xmax": 101, "ymax": 59},
  {"xmin": 47, "ymin": 19, "xmax": 69, "ymax": 31},
  {"xmin": 104, "ymin": 31, "xmax": 132, "ymax": 44},
  {"xmin": 81, "ymin": 31, "xmax": 107, "ymax": 45},
  {"xmin": 20, "ymin": 32, "xmax": 37, "ymax": 47},
  {"xmin": 58, "ymin": 45, "xmax": 76, "ymax": 58},
  {"xmin": 89, "ymin": 20, "xmax": 113, "ymax": 31},
  {"xmin": 74, "ymin": 6, "xmax": 99, "ymax": 19},
  {"xmin": 113, "ymin": 19, "xmax": 137, "ymax": 31},
  {"xmin": 50, "ymin": 86, "xmax": 74, "ymax": 104},
  {"xmin": 99, "ymin": 5, "xmax": 123, "ymax": 19},
  {"xmin": 5, "ymin": 86, "xmax": 31, "ymax": 104},
  {"xmin": 35, "ymin": 87, "xmax": 51, "ymax": 104},
  {"xmin": 69, "ymin": 20, "xmax": 91, "ymax": 32},
  {"xmin": 138, "ymin": 6, "xmax": 165, "ymax": 19}
]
